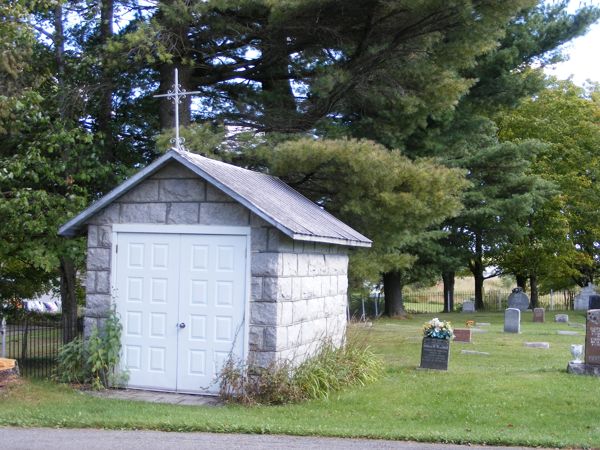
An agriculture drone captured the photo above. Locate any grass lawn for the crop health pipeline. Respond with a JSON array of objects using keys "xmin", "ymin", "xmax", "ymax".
[{"xmin": 1, "ymin": 311, "xmax": 599, "ymax": 447}]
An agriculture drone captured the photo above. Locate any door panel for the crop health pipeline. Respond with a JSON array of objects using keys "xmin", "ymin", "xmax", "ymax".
[
  {"xmin": 115, "ymin": 233, "xmax": 180, "ymax": 391},
  {"xmin": 114, "ymin": 231, "xmax": 247, "ymax": 394},
  {"xmin": 177, "ymin": 234, "xmax": 247, "ymax": 393}
]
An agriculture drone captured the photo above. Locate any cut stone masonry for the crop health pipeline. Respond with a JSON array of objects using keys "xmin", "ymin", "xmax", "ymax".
[{"xmin": 84, "ymin": 161, "xmax": 349, "ymax": 366}]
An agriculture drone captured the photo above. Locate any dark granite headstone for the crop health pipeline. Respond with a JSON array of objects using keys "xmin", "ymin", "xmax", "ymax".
[
  {"xmin": 507, "ymin": 287, "xmax": 529, "ymax": 311},
  {"xmin": 420, "ymin": 338, "xmax": 450, "ymax": 370},
  {"xmin": 533, "ymin": 308, "xmax": 545, "ymax": 323},
  {"xmin": 453, "ymin": 329, "xmax": 472, "ymax": 343},
  {"xmin": 589, "ymin": 295, "xmax": 600, "ymax": 310},
  {"xmin": 585, "ymin": 309, "xmax": 600, "ymax": 366}
]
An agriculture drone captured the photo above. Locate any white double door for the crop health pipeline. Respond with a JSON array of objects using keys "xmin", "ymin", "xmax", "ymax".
[{"xmin": 114, "ymin": 230, "xmax": 247, "ymax": 394}]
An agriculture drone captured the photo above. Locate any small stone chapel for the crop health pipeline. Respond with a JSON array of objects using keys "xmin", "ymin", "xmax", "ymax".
[{"xmin": 59, "ymin": 148, "xmax": 371, "ymax": 394}]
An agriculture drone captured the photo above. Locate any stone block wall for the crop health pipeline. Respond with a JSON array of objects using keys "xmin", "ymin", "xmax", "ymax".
[
  {"xmin": 249, "ymin": 240, "xmax": 349, "ymax": 367},
  {"xmin": 84, "ymin": 161, "xmax": 349, "ymax": 366}
]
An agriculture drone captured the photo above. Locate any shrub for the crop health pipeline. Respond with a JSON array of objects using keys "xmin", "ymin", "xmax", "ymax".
[
  {"xmin": 54, "ymin": 308, "xmax": 127, "ymax": 389},
  {"xmin": 54, "ymin": 336, "xmax": 87, "ymax": 384},
  {"xmin": 218, "ymin": 337, "xmax": 383, "ymax": 405}
]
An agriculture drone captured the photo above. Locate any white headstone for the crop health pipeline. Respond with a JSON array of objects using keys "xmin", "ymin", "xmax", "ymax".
[
  {"xmin": 462, "ymin": 301, "xmax": 475, "ymax": 313},
  {"xmin": 574, "ymin": 283, "xmax": 597, "ymax": 310},
  {"xmin": 504, "ymin": 308, "xmax": 521, "ymax": 333}
]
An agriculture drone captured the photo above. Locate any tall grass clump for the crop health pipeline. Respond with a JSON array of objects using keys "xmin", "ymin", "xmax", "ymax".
[{"xmin": 218, "ymin": 336, "xmax": 383, "ymax": 405}]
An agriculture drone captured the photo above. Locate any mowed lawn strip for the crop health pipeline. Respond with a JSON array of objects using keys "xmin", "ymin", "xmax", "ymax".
[{"xmin": 1, "ymin": 311, "xmax": 598, "ymax": 447}]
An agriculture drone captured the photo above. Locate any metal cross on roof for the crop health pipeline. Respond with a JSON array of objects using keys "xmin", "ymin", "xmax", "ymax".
[{"xmin": 154, "ymin": 68, "xmax": 201, "ymax": 151}]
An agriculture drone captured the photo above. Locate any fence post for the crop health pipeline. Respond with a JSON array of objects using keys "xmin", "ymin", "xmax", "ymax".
[
  {"xmin": 550, "ymin": 289, "xmax": 554, "ymax": 311},
  {"xmin": 1, "ymin": 317, "xmax": 5, "ymax": 358}
]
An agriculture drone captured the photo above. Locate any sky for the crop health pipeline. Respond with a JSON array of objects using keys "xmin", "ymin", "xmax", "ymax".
[{"xmin": 544, "ymin": 4, "xmax": 600, "ymax": 85}]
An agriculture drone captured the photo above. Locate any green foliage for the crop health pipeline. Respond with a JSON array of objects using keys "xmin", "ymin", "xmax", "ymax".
[
  {"xmin": 218, "ymin": 337, "xmax": 383, "ymax": 405},
  {"xmin": 87, "ymin": 310, "xmax": 126, "ymax": 390},
  {"xmin": 292, "ymin": 341, "xmax": 382, "ymax": 400},
  {"xmin": 262, "ymin": 138, "xmax": 468, "ymax": 284},
  {"xmin": 54, "ymin": 308, "xmax": 126, "ymax": 390},
  {"xmin": 497, "ymin": 81, "xmax": 600, "ymax": 288},
  {"xmin": 54, "ymin": 336, "xmax": 87, "ymax": 384}
]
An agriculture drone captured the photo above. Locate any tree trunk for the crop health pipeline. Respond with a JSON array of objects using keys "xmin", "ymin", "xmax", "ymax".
[
  {"xmin": 469, "ymin": 232, "xmax": 485, "ymax": 310},
  {"xmin": 529, "ymin": 273, "xmax": 539, "ymax": 309},
  {"xmin": 60, "ymin": 256, "xmax": 78, "ymax": 344},
  {"xmin": 383, "ymin": 271, "xmax": 407, "ymax": 317},
  {"xmin": 442, "ymin": 271, "xmax": 455, "ymax": 313},
  {"xmin": 515, "ymin": 274, "xmax": 528, "ymax": 291},
  {"xmin": 53, "ymin": 3, "xmax": 66, "ymax": 119},
  {"xmin": 98, "ymin": 0, "xmax": 115, "ymax": 161},
  {"xmin": 257, "ymin": 33, "xmax": 297, "ymax": 132}
]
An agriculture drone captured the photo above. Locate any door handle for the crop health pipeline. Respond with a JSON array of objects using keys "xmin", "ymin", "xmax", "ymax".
[{"xmin": 178, "ymin": 322, "xmax": 186, "ymax": 329}]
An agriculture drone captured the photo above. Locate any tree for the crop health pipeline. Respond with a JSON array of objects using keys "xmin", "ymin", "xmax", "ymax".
[
  {"xmin": 0, "ymin": 1, "xmax": 114, "ymax": 341},
  {"xmin": 497, "ymin": 81, "xmax": 600, "ymax": 289},
  {"xmin": 411, "ymin": 2, "xmax": 600, "ymax": 303},
  {"xmin": 261, "ymin": 138, "xmax": 467, "ymax": 317},
  {"xmin": 444, "ymin": 132, "xmax": 555, "ymax": 309},
  {"xmin": 115, "ymin": 0, "xmax": 533, "ymax": 135}
]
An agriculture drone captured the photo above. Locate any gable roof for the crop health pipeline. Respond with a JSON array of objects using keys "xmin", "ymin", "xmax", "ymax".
[{"xmin": 59, "ymin": 148, "xmax": 372, "ymax": 248}]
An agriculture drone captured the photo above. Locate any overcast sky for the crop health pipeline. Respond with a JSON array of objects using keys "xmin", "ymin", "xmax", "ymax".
[{"xmin": 544, "ymin": 3, "xmax": 600, "ymax": 85}]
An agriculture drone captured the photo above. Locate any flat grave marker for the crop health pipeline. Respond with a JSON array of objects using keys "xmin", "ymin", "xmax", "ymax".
[
  {"xmin": 461, "ymin": 350, "xmax": 490, "ymax": 356},
  {"xmin": 524, "ymin": 342, "xmax": 550, "ymax": 349},
  {"xmin": 555, "ymin": 314, "xmax": 569, "ymax": 323}
]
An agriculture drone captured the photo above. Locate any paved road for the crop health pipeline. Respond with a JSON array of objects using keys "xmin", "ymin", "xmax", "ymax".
[{"xmin": 0, "ymin": 427, "xmax": 541, "ymax": 450}]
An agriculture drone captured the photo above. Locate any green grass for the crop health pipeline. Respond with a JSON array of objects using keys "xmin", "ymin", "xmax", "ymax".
[{"xmin": 1, "ymin": 311, "xmax": 599, "ymax": 447}]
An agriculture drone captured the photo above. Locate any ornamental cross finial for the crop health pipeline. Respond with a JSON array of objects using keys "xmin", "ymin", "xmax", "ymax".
[{"xmin": 154, "ymin": 68, "xmax": 201, "ymax": 151}]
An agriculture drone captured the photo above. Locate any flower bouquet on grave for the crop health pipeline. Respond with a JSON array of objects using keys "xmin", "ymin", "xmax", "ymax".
[{"xmin": 422, "ymin": 318, "xmax": 454, "ymax": 340}]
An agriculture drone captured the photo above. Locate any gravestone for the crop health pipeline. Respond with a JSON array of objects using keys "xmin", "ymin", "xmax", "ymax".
[
  {"xmin": 507, "ymin": 287, "xmax": 529, "ymax": 311},
  {"xmin": 557, "ymin": 330, "xmax": 579, "ymax": 336},
  {"xmin": 533, "ymin": 308, "xmax": 545, "ymax": 323},
  {"xmin": 554, "ymin": 314, "xmax": 569, "ymax": 323},
  {"xmin": 585, "ymin": 309, "xmax": 600, "ymax": 366},
  {"xmin": 420, "ymin": 338, "xmax": 450, "ymax": 370},
  {"xmin": 567, "ymin": 309, "xmax": 600, "ymax": 376},
  {"xmin": 504, "ymin": 308, "xmax": 521, "ymax": 333},
  {"xmin": 453, "ymin": 329, "xmax": 472, "ymax": 343},
  {"xmin": 574, "ymin": 283, "xmax": 598, "ymax": 310},
  {"xmin": 589, "ymin": 295, "xmax": 600, "ymax": 310},
  {"xmin": 462, "ymin": 301, "xmax": 475, "ymax": 313},
  {"xmin": 524, "ymin": 342, "xmax": 550, "ymax": 349},
  {"xmin": 461, "ymin": 350, "xmax": 490, "ymax": 356}
]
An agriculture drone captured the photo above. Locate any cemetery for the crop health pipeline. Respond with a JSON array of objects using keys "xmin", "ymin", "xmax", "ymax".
[
  {"xmin": 3, "ymin": 1, "xmax": 600, "ymax": 449},
  {"xmin": 2, "ymin": 311, "xmax": 600, "ymax": 448}
]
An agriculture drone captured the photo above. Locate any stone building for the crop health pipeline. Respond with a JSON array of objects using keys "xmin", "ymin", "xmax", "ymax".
[{"xmin": 59, "ymin": 148, "xmax": 371, "ymax": 394}]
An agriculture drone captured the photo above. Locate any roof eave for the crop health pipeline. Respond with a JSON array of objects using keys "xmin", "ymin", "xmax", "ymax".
[{"xmin": 291, "ymin": 233, "xmax": 372, "ymax": 248}]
